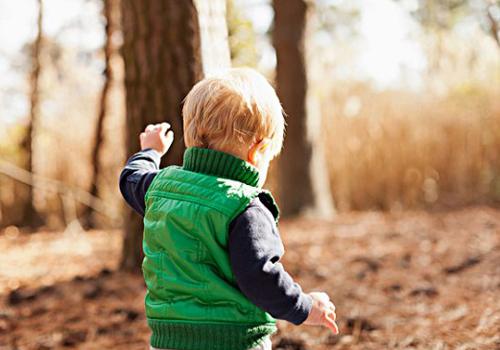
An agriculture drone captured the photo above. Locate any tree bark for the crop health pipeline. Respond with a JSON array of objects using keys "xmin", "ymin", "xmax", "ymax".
[
  {"xmin": 84, "ymin": 0, "xmax": 116, "ymax": 229},
  {"xmin": 120, "ymin": 0, "xmax": 230, "ymax": 270},
  {"xmin": 273, "ymin": 0, "xmax": 334, "ymax": 218},
  {"xmin": 19, "ymin": 0, "xmax": 44, "ymax": 228}
]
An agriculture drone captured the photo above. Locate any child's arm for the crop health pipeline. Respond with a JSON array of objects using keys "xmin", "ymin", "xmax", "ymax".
[
  {"xmin": 119, "ymin": 123, "xmax": 174, "ymax": 216},
  {"xmin": 228, "ymin": 197, "xmax": 338, "ymax": 333},
  {"xmin": 119, "ymin": 148, "xmax": 161, "ymax": 216}
]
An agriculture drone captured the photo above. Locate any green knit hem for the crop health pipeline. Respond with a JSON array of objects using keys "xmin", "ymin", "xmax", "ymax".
[{"xmin": 148, "ymin": 319, "xmax": 277, "ymax": 350}]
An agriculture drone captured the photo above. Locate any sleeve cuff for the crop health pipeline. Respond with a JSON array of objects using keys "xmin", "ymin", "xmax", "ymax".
[
  {"xmin": 285, "ymin": 292, "xmax": 313, "ymax": 325},
  {"xmin": 140, "ymin": 148, "xmax": 162, "ymax": 167}
]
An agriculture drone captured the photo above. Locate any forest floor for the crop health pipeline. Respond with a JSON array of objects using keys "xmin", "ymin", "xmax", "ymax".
[{"xmin": 0, "ymin": 206, "xmax": 499, "ymax": 350}]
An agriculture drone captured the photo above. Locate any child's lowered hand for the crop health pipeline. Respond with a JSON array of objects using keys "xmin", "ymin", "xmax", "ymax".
[
  {"xmin": 140, "ymin": 123, "xmax": 174, "ymax": 156},
  {"xmin": 304, "ymin": 292, "xmax": 339, "ymax": 334}
]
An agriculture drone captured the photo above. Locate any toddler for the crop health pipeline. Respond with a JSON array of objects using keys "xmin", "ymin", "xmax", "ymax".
[{"xmin": 119, "ymin": 68, "xmax": 338, "ymax": 350}]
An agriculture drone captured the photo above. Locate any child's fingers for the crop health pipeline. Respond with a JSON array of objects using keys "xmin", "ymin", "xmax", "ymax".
[
  {"xmin": 145, "ymin": 124, "xmax": 155, "ymax": 132},
  {"xmin": 159, "ymin": 122, "xmax": 171, "ymax": 133},
  {"xmin": 164, "ymin": 130, "xmax": 174, "ymax": 144},
  {"xmin": 324, "ymin": 313, "xmax": 339, "ymax": 334},
  {"xmin": 328, "ymin": 309, "xmax": 337, "ymax": 321},
  {"xmin": 328, "ymin": 301, "xmax": 335, "ymax": 312}
]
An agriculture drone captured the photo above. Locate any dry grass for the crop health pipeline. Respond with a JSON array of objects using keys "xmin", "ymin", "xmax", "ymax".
[{"xmin": 322, "ymin": 83, "xmax": 500, "ymax": 211}]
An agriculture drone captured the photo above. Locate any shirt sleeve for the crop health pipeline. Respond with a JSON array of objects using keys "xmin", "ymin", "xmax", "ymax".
[
  {"xmin": 228, "ymin": 198, "xmax": 312, "ymax": 325},
  {"xmin": 119, "ymin": 148, "xmax": 161, "ymax": 216}
]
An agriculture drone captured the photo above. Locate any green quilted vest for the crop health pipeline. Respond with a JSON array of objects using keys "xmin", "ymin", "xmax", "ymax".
[{"xmin": 143, "ymin": 147, "xmax": 279, "ymax": 350}]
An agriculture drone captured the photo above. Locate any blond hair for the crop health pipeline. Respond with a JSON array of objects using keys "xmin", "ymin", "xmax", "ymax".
[{"xmin": 182, "ymin": 68, "xmax": 285, "ymax": 157}]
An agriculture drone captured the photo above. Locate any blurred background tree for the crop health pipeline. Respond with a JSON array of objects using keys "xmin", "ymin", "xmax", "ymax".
[
  {"xmin": 226, "ymin": 0, "xmax": 259, "ymax": 67},
  {"xmin": 19, "ymin": 0, "xmax": 44, "ymax": 228},
  {"xmin": 120, "ymin": 0, "xmax": 230, "ymax": 270},
  {"xmin": 83, "ymin": 0, "xmax": 117, "ymax": 229},
  {"xmin": 410, "ymin": 0, "xmax": 499, "ymax": 47},
  {"xmin": 0, "ymin": 0, "xmax": 118, "ymax": 228},
  {"xmin": 273, "ymin": 0, "xmax": 335, "ymax": 217}
]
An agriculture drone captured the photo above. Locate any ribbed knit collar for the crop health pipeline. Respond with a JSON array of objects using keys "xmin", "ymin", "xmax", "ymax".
[{"xmin": 183, "ymin": 147, "xmax": 260, "ymax": 187}]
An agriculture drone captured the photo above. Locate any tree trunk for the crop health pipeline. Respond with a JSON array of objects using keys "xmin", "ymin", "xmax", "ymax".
[
  {"xmin": 273, "ymin": 0, "xmax": 334, "ymax": 218},
  {"xmin": 19, "ymin": 0, "xmax": 44, "ymax": 228},
  {"xmin": 120, "ymin": 0, "xmax": 230, "ymax": 270},
  {"xmin": 84, "ymin": 0, "xmax": 116, "ymax": 229},
  {"xmin": 486, "ymin": 5, "xmax": 500, "ymax": 48}
]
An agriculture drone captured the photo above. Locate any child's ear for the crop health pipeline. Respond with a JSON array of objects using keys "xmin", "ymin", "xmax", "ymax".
[
  {"xmin": 247, "ymin": 139, "xmax": 270, "ymax": 166},
  {"xmin": 247, "ymin": 142, "xmax": 260, "ymax": 166}
]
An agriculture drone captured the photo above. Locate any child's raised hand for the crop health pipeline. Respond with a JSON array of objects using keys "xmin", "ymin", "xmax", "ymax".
[
  {"xmin": 304, "ymin": 292, "xmax": 339, "ymax": 334},
  {"xmin": 140, "ymin": 122, "xmax": 174, "ymax": 156}
]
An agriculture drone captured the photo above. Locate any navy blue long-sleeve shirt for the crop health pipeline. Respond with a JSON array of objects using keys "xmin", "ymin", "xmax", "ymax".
[{"xmin": 119, "ymin": 149, "xmax": 312, "ymax": 325}]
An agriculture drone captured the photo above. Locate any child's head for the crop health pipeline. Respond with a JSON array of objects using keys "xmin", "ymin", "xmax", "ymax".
[{"xmin": 182, "ymin": 68, "xmax": 285, "ymax": 184}]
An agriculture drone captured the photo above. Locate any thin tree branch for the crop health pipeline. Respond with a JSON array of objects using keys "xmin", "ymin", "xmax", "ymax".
[{"xmin": 0, "ymin": 160, "xmax": 121, "ymax": 223}]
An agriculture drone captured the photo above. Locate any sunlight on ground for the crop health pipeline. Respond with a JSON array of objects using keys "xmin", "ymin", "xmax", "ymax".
[
  {"xmin": 0, "ymin": 229, "xmax": 122, "ymax": 293},
  {"xmin": 1, "ymin": 208, "xmax": 499, "ymax": 349}
]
